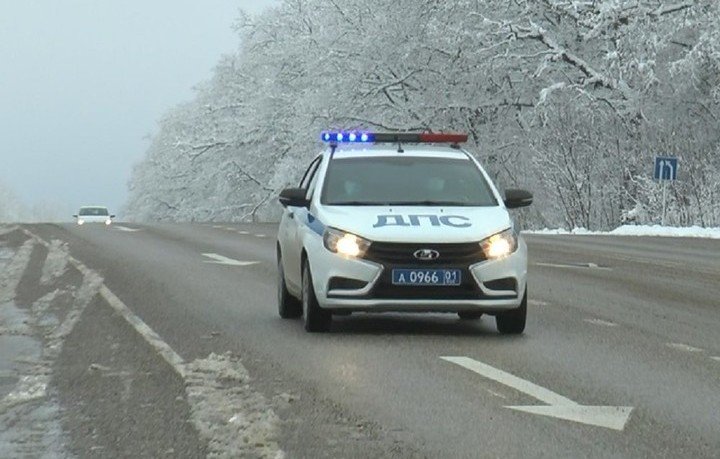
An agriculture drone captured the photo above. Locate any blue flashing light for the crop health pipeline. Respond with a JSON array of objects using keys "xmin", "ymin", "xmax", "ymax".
[{"xmin": 321, "ymin": 131, "xmax": 374, "ymax": 143}]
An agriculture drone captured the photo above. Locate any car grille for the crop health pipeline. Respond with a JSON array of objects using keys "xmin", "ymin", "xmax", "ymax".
[
  {"xmin": 364, "ymin": 241, "xmax": 485, "ymax": 265},
  {"xmin": 361, "ymin": 241, "xmax": 492, "ymax": 300}
]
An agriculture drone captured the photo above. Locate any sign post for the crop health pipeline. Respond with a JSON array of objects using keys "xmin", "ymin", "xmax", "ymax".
[{"xmin": 653, "ymin": 156, "xmax": 678, "ymax": 225}]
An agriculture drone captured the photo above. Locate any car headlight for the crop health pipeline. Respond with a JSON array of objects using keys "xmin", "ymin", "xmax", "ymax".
[
  {"xmin": 323, "ymin": 227, "xmax": 371, "ymax": 258},
  {"xmin": 77, "ymin": 219, "xmax": 85, "ymax": 225},
  {"xmin": 105, "ymin": 219, "xmax": 112, "ymax": 225},
  {"xmin": 480, "ymin": 228, "xmax": 517, "ymax": 260}
]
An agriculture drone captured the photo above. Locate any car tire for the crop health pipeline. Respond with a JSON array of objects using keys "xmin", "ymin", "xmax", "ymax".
[
  {"xmin": 302, "ymin": 259, "xmax": 331, "ymax": 332},
  {"xmin": 277, "ymin": 254, "xmax": 302, "ymax": 319},
  {"xmin": 457, "ymin": 311, "xmax": 483, "ymax": 320},
  {"xmin": 496, "ymin": 288, "xmax": 527, "ymax": 334}
]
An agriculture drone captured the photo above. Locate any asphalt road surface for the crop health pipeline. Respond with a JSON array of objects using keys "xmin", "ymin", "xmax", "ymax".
[{"xmin": 1, "ymin": 222, "xmax": 719, "ymax": 458}]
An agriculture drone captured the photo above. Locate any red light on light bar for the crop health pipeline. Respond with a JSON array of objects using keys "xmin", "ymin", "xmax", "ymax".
[{"xmin": 418, "ymin": 133, "xmax": 468, "ymax": 143}]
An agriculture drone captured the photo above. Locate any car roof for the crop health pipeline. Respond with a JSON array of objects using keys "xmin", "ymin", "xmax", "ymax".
[{"xmin": 328, "ymin": 143, "xmax": 471, "ymax": 160}]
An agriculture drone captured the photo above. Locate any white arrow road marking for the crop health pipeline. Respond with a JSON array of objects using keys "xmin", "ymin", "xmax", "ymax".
[
  {"xmin": 255, "ymin": 234, "xmax": 267, "ymax": 238},
  {"xmin": 114, "ymin": 225, "xmax": 141, "ymax": 232},
  {"xmin": 202, "ymin": 253, "xmax": 259, "ymax": 267},
  {"xmin": 440, "ymin": 356, "xmax": 633, "ymax": 431}
]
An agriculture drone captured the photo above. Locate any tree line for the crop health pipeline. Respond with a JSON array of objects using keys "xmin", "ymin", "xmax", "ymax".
[{"xmin": 125, "ymin": 0, "xmax": 720, "ymax": 229}]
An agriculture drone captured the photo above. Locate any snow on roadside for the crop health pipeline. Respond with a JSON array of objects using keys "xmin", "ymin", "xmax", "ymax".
[
  {"xmin": 40, "ymin": 239, "xmax": 69, "ymax": 285},
  {"xmin": 0, "ymin": 238, "xmax": 71, "ymax": 458},
  {"xmin": 523, "ymin": 224, "xmax": 720, "ymax": 239},
  {"xmin": 184, "ymin": 352, "xmax": 284, "ymax": 459},
  {"xmin": 17, "ymin": 230, "xmax": 287, "ymax": 458}
]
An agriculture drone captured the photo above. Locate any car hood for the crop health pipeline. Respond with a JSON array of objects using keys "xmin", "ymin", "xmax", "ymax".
[{"xmin": 315, "ymin": 205, "xmax": 512, "ymax": 243}]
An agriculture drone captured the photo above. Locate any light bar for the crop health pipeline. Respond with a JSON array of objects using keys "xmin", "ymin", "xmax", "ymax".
[{"xmin": 320, "ymin": 131, "xmax": 467, "ymax": 144}]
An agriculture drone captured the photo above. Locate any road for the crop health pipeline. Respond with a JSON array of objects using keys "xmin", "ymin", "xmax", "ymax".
[{"xmin": 1, "ymin": 222, "xmax": 719, "ymax": 458}]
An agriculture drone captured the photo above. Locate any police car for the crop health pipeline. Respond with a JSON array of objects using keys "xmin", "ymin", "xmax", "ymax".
[{"xmin": 276, "ymin": 132, "xmax": 532, "ymax": 333}]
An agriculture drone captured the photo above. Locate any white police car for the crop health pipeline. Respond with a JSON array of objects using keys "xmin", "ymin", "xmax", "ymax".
[{"xmin": 276, "ymin": 132, "xmax": 532, "ymax": 333}]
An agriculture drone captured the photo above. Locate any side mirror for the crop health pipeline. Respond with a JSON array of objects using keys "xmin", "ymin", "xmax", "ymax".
[
  {"xmin": 279, "ymin": 188, "xmax": 309, "ymax": 208},
  {"xmin": 72, "ymin": 214, "xmax": 78, "ymax": 218},
  {"xmin": 504, "ymin": 189, "xmax": 533, "ymax": 209},
  {"xmin": 110, "ymin": 215, "xmax": 116, "ymax": 218}
]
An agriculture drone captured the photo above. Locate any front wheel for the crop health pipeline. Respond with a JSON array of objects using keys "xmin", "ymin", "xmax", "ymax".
[
  {"xmin": 277, "ymin": 254, "xmax": 302, "ymax": 319},
  {"xmin": 496, "ymin": 288, "xmax": 527, "ymax": 335},
  {"xmin": 302, "ymin": 259, "xmax": 331, "ymax": 332}
]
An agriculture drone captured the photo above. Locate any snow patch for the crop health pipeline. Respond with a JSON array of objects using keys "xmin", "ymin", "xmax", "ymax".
[
  {"xmin": 1, "ymin": 375, "xmax": 48, "ymax": 410},
  {"xmin": 40, "ymin": 240, "xmax": 69, "ymax": 285},
  {"xmin": 0, "ymin": 234, "xmax": 97, "ymax": 458},
  {"xmin": 0, "ymin": 240, "xmax": 34, "ymax": 304},
  {"xmin": 524, "ymin": 225, "xmax": 720, "ymax": 239},
  {"xmin": 184, "ymin": 352, "xmax": 284, "ymax": 459}
]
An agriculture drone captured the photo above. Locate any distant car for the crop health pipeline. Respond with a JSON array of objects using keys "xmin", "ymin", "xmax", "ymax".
[
  {"xmin": 276, "ymin": 131, "xmax": 533, "ymax": 333},
  {"xmin": 73, "ymin": 206, "xmax": 115, "ymax": 226}
]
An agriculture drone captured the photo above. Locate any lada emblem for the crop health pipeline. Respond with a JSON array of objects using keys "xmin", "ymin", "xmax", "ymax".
[{"xmin": 413, "ymin": 249, "xmax": 440, "ymax": 260}]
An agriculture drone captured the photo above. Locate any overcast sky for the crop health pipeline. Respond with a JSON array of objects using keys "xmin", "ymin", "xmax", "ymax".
[{"xmin": 0, "ymin": 0, "xmax": 276, "ymax": 217}]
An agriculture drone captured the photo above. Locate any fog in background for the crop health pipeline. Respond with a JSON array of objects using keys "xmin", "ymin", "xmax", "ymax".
[{"xmin": 0, "ymin": 0, "xmax": 276, "ymax": 220}]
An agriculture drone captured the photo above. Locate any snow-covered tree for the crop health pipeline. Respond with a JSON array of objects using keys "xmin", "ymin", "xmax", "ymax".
[{"xmin": 124, "ymin": 0, "xmax": 720, "ymax": 229}]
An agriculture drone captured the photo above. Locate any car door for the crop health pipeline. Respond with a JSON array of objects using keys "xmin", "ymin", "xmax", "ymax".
[{"xmin": 281, "ymin": 155, "xmax": 321, "ymax": 294}]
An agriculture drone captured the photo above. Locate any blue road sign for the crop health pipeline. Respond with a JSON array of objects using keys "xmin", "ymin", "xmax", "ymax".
[{"xmin": 654, "ymin": 156, "xmax": 678, "ymax": 181}]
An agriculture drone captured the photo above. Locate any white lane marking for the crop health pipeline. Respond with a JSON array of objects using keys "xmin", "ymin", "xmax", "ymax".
[
  {"xmin": 441, "ymin": 356, "xmax": 633, "ymax": 431},
  {"xmin": 114, "ymin": 225, "xmax": 141, "ymax": 232},
  {"xmin": 666, "ymin": 342, "xmax": 704, "ymax": 353},
  {"xmin": 710, "ymin": 356, "xmax": 720, "ymax": 362},
  {"xmin": 212, "ymin": 225, "xmax": 224, "ymax": 229},
  {"xmin": 535, "ymin": 262, "xmax": 611, "ymax": 271},
  {"xmin": 584, "ymin": 318, "xmax": 618, "ymax": 327},
  {"xmin": 236, "ymin": 230, "xmax": 250, "ymax": 235},
  {"xmin": 255, "ymin": 234, "xmax": 267, "ymax": 238},
  {"xmin": 100, "ymin": 286, "xmax": 186, "ymax": 378},
  {"xmin": 528, "ymin": 299, "xmax": 548, "ymax": 307},
  {"xmin": 202, "ymin": 253, "xmax": 259, "ymax": 267}
]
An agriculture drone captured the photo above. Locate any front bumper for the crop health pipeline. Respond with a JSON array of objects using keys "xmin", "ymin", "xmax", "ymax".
[{"xmin": 305, "ymin": 236, "xmax": 527, "ymax": 313}]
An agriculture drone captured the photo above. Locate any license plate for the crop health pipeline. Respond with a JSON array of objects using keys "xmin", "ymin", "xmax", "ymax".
[{"xmin": 391, "ymin": 269, "xmax": 462, "ymax": 286}]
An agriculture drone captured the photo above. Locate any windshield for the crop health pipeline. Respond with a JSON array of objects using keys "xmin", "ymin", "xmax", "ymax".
[
  {"xmin": 321, "ymin": 156, "xmax": 498, "ymax": 206},
  {"xmin": 79, "ymin": 207, "xmax": 109, "ymax": 216}
]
